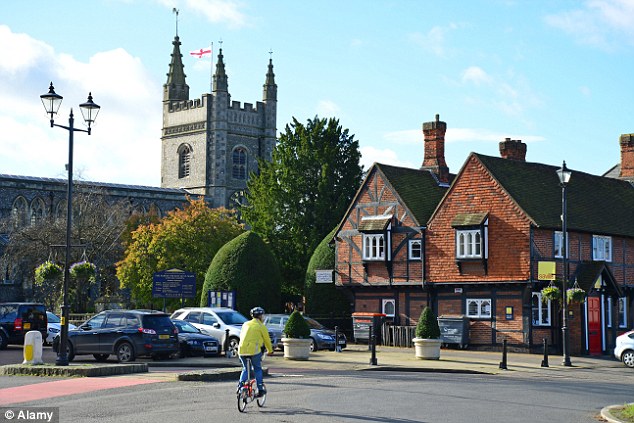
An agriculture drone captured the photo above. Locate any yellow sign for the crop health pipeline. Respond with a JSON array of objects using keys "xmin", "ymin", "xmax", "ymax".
[{"xmin": 538, "ymin": 261, "xmax": 556, "ymax": 281}]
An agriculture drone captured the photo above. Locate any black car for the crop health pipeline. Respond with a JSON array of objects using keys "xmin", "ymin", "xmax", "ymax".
[
  {"xmin": 53, "ymin": 309, "xmax": 178, "ymax": 362},
  {"xmin": 172, "ymin": 319, "xmax": 220, "ymax": 357},
  {"xmin": 0, "ymin": 303, "xmax": 47, "ymax": 349}
]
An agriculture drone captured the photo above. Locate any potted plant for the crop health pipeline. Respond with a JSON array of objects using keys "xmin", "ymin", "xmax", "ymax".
[
  {"xmin": 34, "ymin": 261, "xmax": 62, "ymax": 284},
  {"xmin": 281, "ymin": 310, "xmax": 312, "ymax": 360},
  {"xmin": 69, "ymin": 261, "xmax": 96, "ymax": 281},
  {"xmin": 540, "ymin": 285, "xmax": 561, "ymax": 303},
  {"xmin": 412, "ymin": 306, "xmax": 442, "ymax": 360},
  {"xmin": 567, "ymin": 287, "xmax": 586, "ymax": 304}
]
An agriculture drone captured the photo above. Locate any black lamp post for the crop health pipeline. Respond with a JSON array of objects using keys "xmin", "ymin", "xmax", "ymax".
[
  {"xmin": 40, "ymin": 82, "xmax": 100, "ymax": 366},
  {"xmin": 556, "ymin": 160, "xmax": 572, "ymax": 367}
]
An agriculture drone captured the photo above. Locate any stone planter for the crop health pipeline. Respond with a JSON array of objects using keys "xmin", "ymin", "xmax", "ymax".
[
  {"xmin": 281, "ymin": 338, "xmax": 311, "ymax": 360},
  {"xmin": 413, "ymin": 337, "xmax": 442, "ymax": 360}
]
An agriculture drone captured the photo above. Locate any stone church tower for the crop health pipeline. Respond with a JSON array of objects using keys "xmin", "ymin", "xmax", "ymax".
[{"xmin": 160, "ymin": 35, "xmax": 277, "ymax": 208}]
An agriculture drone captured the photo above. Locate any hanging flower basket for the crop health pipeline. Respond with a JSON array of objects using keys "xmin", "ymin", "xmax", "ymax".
[
  {"xmin": 567, "ymin": 287, "xmax": 586, "ymax": 304},
  {"xmin": 540, "ymin": 285, "xmax": 561, "ymax": 303},
  {"xmin": 69, "ymin": 261, "xmax": 97, "ymax": 281},
  {"xmin": 34, "ymin": 261, "xmax": 63, "ymax": 285}
]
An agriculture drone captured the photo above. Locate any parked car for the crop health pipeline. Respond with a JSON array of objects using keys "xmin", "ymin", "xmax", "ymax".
[
  {"xmin": 170, "ymin": 307, "xmax": 280, "ymax": 357},
  {"xmin": 45, "ymin": 311, "xmax": 77, "ymax": 345},
  {"xmin": 53, "ymin": 309, "xmax": 178, "ymax": 362},
  {"xmin": 614, "ymin": 330, "xmax": 634, "ymax": 368},
  {"xmin": 171, "ymin": 319, "xmax": 220, "ymax": 358},
  {"xmin": 264, "ymin": 314, "xmax": 347, "ymax": 352},
  {"xmin": 0, "ymin": 303, "xmax": 47, "ymax": 349}
]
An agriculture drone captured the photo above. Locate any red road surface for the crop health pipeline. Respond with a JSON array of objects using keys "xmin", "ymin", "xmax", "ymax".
[{"xmin": 0, "ymin": 377, "xmax": 162, "ymax": 405}]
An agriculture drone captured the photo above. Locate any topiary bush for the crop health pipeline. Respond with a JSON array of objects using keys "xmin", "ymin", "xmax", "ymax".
[
  {"xmin": 283, "ymin": 310, "xmax": 311, "ymax": 339},
  {"xmin": 415, "ymin": 306, "xmax": 440, "ymax": 339}
]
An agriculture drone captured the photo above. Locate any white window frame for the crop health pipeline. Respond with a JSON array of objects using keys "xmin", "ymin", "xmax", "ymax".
[
  {"xmin": 531, "ymin": 292, "xmax": 551, "ymax": 326},
  {"xmin": 408, "ymin": 239, "xmax": 422, "ymax": 260},
  {"xmin": 362, "ymin": 233, "xmax": 385, "ymax": 260},
  {"xmin": 466, "ymin": 298, "xmax": 491, "ymax": 319},
  {"xmin": 382, "ymin": 299, "xmax": 395, "ymax": 318},
  {"xmin": 608, "ymin": 297, "xmax": 628, "ymax": 328},
  {"xmin": 456, "ymin": 229, "xmax": 483, "ymax": 259},
  {"xmin": 554, "ymin": 231, "xmax": 569, "ymax": 259},
  {"xmin": 592, "ymin": 235, "xmax": 612, "ymax": 262}
]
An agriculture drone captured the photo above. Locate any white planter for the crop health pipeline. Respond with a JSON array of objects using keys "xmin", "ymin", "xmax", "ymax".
[
  {"xmin": 281, "ymin": 338, "xmax": 311, "ymax": 360},
  {"xmin": 413, "ymin": 337, "xmax": 441, "ymax": 360}
]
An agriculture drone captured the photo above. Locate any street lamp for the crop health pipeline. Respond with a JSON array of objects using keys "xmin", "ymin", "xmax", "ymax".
[
  {"xmin": 40, "ymin": 82, "xmax": 100, "ymax": 366},
  {"xmin": 556, "ymin": 160, "xmax": 572, "ymax": 367}
]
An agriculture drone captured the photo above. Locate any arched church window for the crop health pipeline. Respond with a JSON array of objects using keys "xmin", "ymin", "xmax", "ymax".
[
  {"xmin": 178, "ymin": 144, "xmax": 192, "ymax": 178},
  {"xmin": 232, "ymin": 147, "xmax": 247, "ymax": 180},
  {"xmin": 30, "ymin": 197, "xmax": 46, "ymax": 225},
  {"xmin": 11, "ymin": 197, "xmax": 28, "ymax": 228}
]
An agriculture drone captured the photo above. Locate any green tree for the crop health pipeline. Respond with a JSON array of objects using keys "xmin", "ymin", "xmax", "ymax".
[
  {"xmin": 305, "ymin": 228, "xmax": 350, "ymax": 316},
  {"xmin": 242, "ymin": 116, "xmax": 363, "ymax": 296},
  {"xmin": 201, "ymin": 231, "xmax": 281, "ymax": 316},
  {"xmin": 116, "ymin": 198, "xmax": 243, "ymax": 309}
]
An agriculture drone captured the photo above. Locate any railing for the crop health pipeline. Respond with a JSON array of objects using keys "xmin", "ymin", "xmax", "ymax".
[
  {"xmin": 381, "ymin": 324, "xmax": 416, "ymax": 348},
  {"xmin": 68, "ymin": 313, "xmax": 93, "ymax": 325}
]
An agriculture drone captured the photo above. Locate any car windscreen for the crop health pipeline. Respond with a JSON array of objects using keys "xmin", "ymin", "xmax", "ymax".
[
  {"xmin": 47, "ymin": 313, "xmax": 60, "ymax": 323},
  {"xmin": 142, "ymin": 315, "xmax": 174, "ymax": 330},
  {"xmin": 305, "ymin": 317, "xmax": 325, "ymax": 330},
  {"xmin": 173, "ymin": 321, "xmax": 199, "ymax": 333},
  {"xmin": 216, "ymin": 311, "xmax": 248, "ymax": 325}
]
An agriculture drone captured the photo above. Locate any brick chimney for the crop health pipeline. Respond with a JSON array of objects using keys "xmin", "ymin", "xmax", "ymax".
[
  {"xmin": 421, "ymin": 114, "xmax": 449, "ymax": 183},
  {"xmin": 499, "ymin": 138, "xmax": 526, "ymax": 161},
  {"xmin": 620, "ymin": 134, "xmax": 634, "ymax": 178}
]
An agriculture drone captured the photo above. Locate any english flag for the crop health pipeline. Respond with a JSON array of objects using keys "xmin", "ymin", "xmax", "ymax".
[{"xmin": 190, "ymin": 47, "xmax": 212, "ymax": 58}]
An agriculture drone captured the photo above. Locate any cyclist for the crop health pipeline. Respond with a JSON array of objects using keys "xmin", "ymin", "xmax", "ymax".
[{"xmin": 237, "ymin": 306, "xmax": 274, "ymax": 396}]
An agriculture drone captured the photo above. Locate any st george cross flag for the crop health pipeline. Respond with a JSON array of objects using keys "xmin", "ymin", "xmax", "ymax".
[{"xmin": 190, "ymin": 47, "xmax": 212, "ymax": 58}]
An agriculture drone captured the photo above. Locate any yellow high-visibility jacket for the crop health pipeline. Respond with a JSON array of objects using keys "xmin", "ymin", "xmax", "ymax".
[{"xmin": 238, "ymin": 318, "xmax": 273, "ymax": 356}]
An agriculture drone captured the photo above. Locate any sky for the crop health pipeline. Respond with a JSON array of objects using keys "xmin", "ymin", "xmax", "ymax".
[{"xmin": 2, "ymin": 0, "xmax": 634, "ymax": 187}]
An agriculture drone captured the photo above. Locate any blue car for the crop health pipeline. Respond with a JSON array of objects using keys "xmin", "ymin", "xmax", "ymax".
[{"xmin": 172, "ymin": 319, "xmax": 221, "ymax": 358}]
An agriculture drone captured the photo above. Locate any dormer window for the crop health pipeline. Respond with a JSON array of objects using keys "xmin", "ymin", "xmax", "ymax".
[
  {"xmin": 358, "ymin": 215, "xmax": 392, "ymax": 262},
  {"xmin": 452, "ymin": 212, "xmax": 488, "ymax": 273}
]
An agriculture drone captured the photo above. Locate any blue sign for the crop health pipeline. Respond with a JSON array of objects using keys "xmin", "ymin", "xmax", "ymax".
[
  {"xmin": 207, "ymin": 290, "xmax": 236, "ymax": 309},
  {"xmin": 152, "ymin": 269, "xmax": 196, "ymax": 299}
]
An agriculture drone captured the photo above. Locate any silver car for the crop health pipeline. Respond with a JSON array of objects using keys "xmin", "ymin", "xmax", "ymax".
[{"xmin": 614, "ymin": 330, "xmax": 634, "ymax": 368}]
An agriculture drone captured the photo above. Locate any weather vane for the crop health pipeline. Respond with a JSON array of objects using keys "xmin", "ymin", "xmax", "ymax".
[
  {"xmin": 269, "ymin": 49, "xmax": 273, "ymax": 59},
  {"xmin": 173, "ymin": 8, "xmax": 179, "ymax": 36}
]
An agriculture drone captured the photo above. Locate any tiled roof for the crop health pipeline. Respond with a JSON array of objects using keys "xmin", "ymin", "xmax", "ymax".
[
  {"xmin": 451, "ymin": 212, "xmax": 488, "ymax": 227},
  {"xmin": 358, "ymin": 216, "xmax": 392, "ymax": 232},
  {"xmin": 475, "ymin": 154, "xmax": 634, "ymax": 238},
  {"xmin": 376, "ymin": 163, "xmax": 452, "ymax": 226}
]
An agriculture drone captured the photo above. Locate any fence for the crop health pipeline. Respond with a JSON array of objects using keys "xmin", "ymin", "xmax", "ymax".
[
  {"xmin": 381, "ymin": 324, "xmax": 416, "ymax": 347},
  {"xmin": 69, "ymin": 313, "xmax": 93, "ymax": 325}
]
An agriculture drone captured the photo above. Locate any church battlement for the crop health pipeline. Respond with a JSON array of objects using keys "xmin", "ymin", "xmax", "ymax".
[
  {"xmin": 168, "ymin": 95, "xmax": 208, "ymax": 113},
  {"xmin": 229, "ymin": 100, "xmax": 264, "ymax": 113}
]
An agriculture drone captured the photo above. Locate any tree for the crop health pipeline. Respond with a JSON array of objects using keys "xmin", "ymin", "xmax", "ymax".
[
  {"xmin": 116, "ymin": 198, "xmax": 243, "ymax": 309},
  {"xmin": 242, "ymin": 116, "xmax": 363, "ymax": 296},
  {"xmin": 201, "ymin": 231, "xmax": 281, "ymax": 316},
  {"xmin": 305, "ymin": 228, "xmax": 350, "ymax": 316}
]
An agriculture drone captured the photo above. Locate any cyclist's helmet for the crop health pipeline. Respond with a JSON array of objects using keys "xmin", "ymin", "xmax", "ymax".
[{"xmin": 250, "ymin": 307, "xmax": 265, "ymax": 318}]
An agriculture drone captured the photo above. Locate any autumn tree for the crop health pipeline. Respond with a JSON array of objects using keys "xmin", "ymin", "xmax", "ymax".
[
  {"xmin": 241, "ymin": 116, "xmax": 363, "ymax": 296},
  {"xmin": 116, "ymin": 198, "xmax": 243, "ymax": 309}
]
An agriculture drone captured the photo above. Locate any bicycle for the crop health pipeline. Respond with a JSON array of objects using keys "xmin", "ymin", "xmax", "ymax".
[{"xmin": 237, "ymin": 356, "xmax": 266, "ymax": 412}]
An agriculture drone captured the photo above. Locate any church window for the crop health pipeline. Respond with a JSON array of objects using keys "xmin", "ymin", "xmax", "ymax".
[
  {"xmin": 232, "ymin": 147, "xmax": 247, "ymax": 180},
  {"xmin": 30, "ymin": 197, "xmax": 46, "ymax": 225},
  {"xmin": 11, "ymin": 197, "xmax": 28, "ymax": 228},
  {"xmin": 178, "ymin": 144, "xmax": 192, "ymax": 178}
]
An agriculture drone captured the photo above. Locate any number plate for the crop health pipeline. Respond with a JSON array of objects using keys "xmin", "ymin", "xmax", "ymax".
[
  {"xmin": 159, "ymin": 334, "xmax": 170, "ymax": 340},
  {"xmin": 338, "ymin": 339, "xmax": 346, "ymax": 345},
  {"xmin": 24, "ymin": 323, "xmax": 31, "ymax": 330},
  {"xmin": 205, "ymin": 346, "xmax": 218, "ymax": 352}
]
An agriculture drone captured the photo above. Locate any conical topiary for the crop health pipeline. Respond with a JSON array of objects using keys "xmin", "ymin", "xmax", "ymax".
[
  {"xmin": 283, "ymin": 310, "xmax": 311, "ymax": 339},
  {"xmin": 415, "ymin": 306, "xmax": 440, "ymax": 339}
]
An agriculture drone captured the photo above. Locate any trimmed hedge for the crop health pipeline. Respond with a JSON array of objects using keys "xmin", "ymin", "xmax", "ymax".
[
  {"xmin": 415, "ymin": 306, "xmax": 440, "ymax": 339},
  {"xmin": 283, "ymin": 310, "xmax": 311, "ymax": 339}
]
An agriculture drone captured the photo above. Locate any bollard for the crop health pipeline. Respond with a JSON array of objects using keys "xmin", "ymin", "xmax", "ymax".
[
  {"xmin": 499, "ymin": 339, "xmax": 508, "ymax": 370},
  {"xmin": 23, "ymin": 331, "xmax": 44, "ymax": 365},
  {"xmin": 541, "ymin": 338, "xmax": 549, "ymax": 367},
  {"xmin": 368, "ymin": 325, "xmax": 372, "ymax": 351},
  {"xmin": 334, "ymin": 326, "xmax": 342, "ymax": 353},
  {"xmin": 224, "ymin": 329, "xmax": 231, "ymax": 358},
  {"xmin": 369, "ymin": 326, "xmax": 377, "ymax": 365}
]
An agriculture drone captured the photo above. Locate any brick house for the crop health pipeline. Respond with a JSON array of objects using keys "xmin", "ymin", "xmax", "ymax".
[{"xmin": 334, "ymin": 116, "xmax": 634, "ymax": 355}]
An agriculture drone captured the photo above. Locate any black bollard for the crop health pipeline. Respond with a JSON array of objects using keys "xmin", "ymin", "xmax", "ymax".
[
  {"xmin": 224, "ymin": 329, "xmax": 231, "ymax": 357},
  {"xmin": 334, "ymin": 326, "xmax": 341, "ymax": 353},
  {"xmin": 499, "ymin": 339, "xmax": 508, "ymax": 370},
  {"xmin": 541, "ymin": 338, "xmax": 549, "ymax": 367},
  {"xmin": 370, "ymin": 326, "xmax": 377, "ymax": 366}
]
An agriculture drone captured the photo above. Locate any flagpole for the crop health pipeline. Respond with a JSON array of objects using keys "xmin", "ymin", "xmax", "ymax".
[{"xmin": 210, "ymin": 41, "xmax": 214, "ymax": 93}]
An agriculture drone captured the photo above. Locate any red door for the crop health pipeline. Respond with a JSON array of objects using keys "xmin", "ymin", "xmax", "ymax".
[{"xmin": 587, "ymin": 297, "xmax": 602, "ymax": 355}]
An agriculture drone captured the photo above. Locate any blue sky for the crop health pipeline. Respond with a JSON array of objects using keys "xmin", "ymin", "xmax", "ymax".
[{"xmin": 2, "ymin": 0, "xmax": 634, "ymax": 186}]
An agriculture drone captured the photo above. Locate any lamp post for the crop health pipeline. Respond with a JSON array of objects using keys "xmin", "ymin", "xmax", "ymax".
[
  {"xmin": 556, "ymin": 160, "xmax": 572, "ymax": 367},
  {"xmin": 40, "ymin": 82, "xmax": 100, "ymax": 366}
]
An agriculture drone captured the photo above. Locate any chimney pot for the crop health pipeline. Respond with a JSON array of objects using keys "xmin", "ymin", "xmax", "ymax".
[
  {"xmin": 499, "ymin": 138, "xmax": 527, "ymax": 161},
  {"xmin": 619, "ymin": 133, "xmax": 634, "ymax": 178},
  {"xmin": 421, "ymin": 114, "xmax": 449, "ymax": 183}
]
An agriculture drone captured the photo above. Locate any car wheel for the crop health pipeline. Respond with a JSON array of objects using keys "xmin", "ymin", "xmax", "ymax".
[
  {"xmin": 622, "ymin": 350, "xmax": 634, "ymax": 368},
  {"xmin": 178, "ymin": 345, "xmax": 188, "ymax": 359},
  {"xmin": 0, "ymin": 331, "xmax": 8, "ymax": 350},
  {"xmin": 66, "ymin": 342, "xmax": 75, "ymax": 362},
  {"xmin": 227, "ymin": 337, "xmax": 239, "ymax": 357},
  {"xmin": 116, "ymin": 342, "xmax": 135, "ymax": 363},
  {"xmin": 309, "ymin": 338, "xmax": 316, "ymax": 352},
  {"xmin": 93, "ymin": 354, "xmax": 109, "ymax": 362}
]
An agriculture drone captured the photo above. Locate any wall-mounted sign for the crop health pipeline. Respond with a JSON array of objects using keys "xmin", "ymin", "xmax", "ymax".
[
  {"xmin": 152, "ymin": 269, "xmax": 196, "ymax": 298},
  {"xmin": 207, "ymin": 290, "xmax": 236, "ymax": 309},
  {"xmin": 454, "ymin": 288, "xmax": 463, "ymax": 294},
  {"xmin": 505, "ymin": 306, "xmax": 514, "ymax": 320},
  {"xmin": 538, "ymin": 261, "xmax": 556, "ymax": 281},
  {"xmin": 315, "ymin": 270, "xmax": 333, "ymax": 283}
]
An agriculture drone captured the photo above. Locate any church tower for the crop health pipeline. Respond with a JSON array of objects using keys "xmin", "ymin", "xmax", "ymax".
[{"xmin": 160, "ymin": 35, "xmax": 277, "ymax": 209}]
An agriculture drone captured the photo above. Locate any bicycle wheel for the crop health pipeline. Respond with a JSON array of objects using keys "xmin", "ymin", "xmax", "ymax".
[
  {"xmin": 256, "ymin": 384, "xmax": 267, "ymax": 407},
  {"xmin": 237, "ymin": 387, "xmax": 248, "ymax": 413}
]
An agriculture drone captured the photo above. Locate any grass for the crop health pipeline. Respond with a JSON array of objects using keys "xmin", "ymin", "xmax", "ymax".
[{"xmin": 612, "ymin": 403, "xmax": 634, "ymax": 423}]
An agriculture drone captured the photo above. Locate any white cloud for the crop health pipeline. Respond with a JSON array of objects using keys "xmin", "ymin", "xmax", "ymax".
[
  {"xmin": 360, "ymin": 146, "xmax": 416, "ymax": 170},
  {"xmin": 316, "ymin": 100, "xmax": 341, "ymax": 118},
  {"xmin": 185, "ymin": 0, "xmax": 250, "ymax": 29},
  {"xmin": 0, "ymin": 25, "xmax": 162, "ymax": 186},
  {"xmin": 409, "ymin": 23, "xmax": 460, "ymax": 57},
  {"xmin": 461, "ymin": 66, "xmax": 492, "ymax": 85}
]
